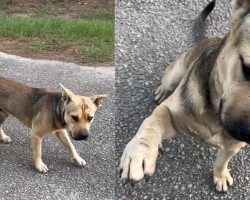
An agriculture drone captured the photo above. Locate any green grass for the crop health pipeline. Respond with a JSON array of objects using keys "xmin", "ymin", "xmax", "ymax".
[
  {"xmin": 0, "ymin": 16, "xmax": 114, "ymax": 64},
  {"xmin": 29, "ymin": 42, "xmax": 58, "ymax": 52}
]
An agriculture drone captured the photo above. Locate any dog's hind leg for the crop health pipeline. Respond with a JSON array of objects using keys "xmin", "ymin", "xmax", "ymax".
[
  {"xmin": 155, "ymin": 52, "xmax": 188, "ymax": 103},
  {"xmin": 213, "ymin": 144, "xmax": 245, "ymax": 192},
  {"xmin": 56, "ymin": 130, "xmax": 86, "ymax": 166},
  {"xmin": 0, "ymin": 109, "xmax": 12, "ymax": 144}
]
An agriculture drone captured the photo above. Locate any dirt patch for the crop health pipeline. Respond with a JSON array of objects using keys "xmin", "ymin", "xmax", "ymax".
[
  {"xmin": 1, "ymin": 0, "xmax": 114, "ymax": 17},
  {"xmin": 0, "ymin": 39, "xmax": 113, "ymax": 66}
]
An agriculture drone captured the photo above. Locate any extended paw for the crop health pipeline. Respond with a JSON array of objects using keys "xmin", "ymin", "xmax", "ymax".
[
  {"xmin": 35, "ymin": 162, "xmax": 49, "ymax": 173},
  {"xmin": 119, "ymin": 138, "xmax": 160, "ymax": 186},
  {"xmin": 0, "ymin": 135, "xmax": 12, "ymax": 144},
  {"xmin": 154, "ymin": 85, "xmax": 172, "ymax": 103},
  {"xmin": 73, "ymin": 156, "xmax": 86, "ymax": 166},
  {"xmin": 213, "ymin": 170, "xmax": 233, "ymax": 192}
]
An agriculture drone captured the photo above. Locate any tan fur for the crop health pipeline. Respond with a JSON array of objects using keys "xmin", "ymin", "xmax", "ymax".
[
  {"xmin": 0, "ymin": 76, "xmax": 106, "ymax": 173},
  {"xmin": 120, "ymin": 0, "xmax": 250, "ymax": 192}
]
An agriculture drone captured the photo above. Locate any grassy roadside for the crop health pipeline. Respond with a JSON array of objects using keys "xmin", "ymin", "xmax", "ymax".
[{"xmin": 0, "ymin": 15, "xmax": 114, "ymax": 63}]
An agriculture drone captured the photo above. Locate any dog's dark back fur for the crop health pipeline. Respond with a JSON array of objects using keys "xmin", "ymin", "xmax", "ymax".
[
  {"xmin": 180, "ymin": 44, "xmax": 221, "ymax": 116},
  {"xmin": 0, "ymin": 76, "xmax": 59, "ymax": 127}
]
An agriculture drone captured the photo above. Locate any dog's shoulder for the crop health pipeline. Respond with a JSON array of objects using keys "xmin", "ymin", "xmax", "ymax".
[{"xmin": 180, "ymin": 37, "xmax": 224, "ymax": 116}]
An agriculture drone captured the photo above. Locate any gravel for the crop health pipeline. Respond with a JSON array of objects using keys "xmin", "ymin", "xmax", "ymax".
[
  {"xmin": 0, "ymin": 52, "xmax": 115, "ymax": 200},
  {"xmin": 115, "ymin": 0, "xmax": 250, "ymax": 199}
]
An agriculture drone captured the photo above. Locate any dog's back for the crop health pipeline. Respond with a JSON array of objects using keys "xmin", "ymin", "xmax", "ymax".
[{"xmin": 0, "ymin": 76, "xmax": 51, "ymax": 127}]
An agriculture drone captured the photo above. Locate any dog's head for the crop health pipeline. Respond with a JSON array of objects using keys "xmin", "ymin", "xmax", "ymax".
[
  {"xmin": 60, "ymin": 84, "xmax": 107, "ymax": 141},
  {"xmin": 218, "ymin": 0, "xmax": 250, "ymax": 142}
]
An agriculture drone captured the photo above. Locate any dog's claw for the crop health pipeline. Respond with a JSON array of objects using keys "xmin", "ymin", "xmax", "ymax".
[
  {"xmin": 145, "ymin": 174, "xmax": 150, "ymax": 182},
  {"xmin": 159, "ymin": 147, "xmax": 164, "ymax": 155},
  {"xmin": 122, "ymin": 178, "xmax": 128, "ymax": 186},
  {"xmin": 158, "ymin": 143, "xmax": 164, "ymax": 155},
  {"xmin": 119, "ymin": 169, "xmax": 123, "ymax": 178},
  {"xmin": 131, "ymin": 180, "xmax": 135, "ymax": 187}
]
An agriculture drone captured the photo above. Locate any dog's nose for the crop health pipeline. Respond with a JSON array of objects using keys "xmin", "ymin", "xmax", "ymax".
[
  {"xmin": 74, "ymin": 134, "xmax": 88, "ymax": 141},
  {"xmin": 73, "ymin": 130, "xmax": 89, "ymax": 141}
]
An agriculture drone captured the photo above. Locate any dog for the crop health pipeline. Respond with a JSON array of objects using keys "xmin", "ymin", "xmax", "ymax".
[
  {"xmin": 119, "ymin": 0, "xmax": 250, "ymax": 192},
  {"xmin": 0, "ymin": 76, "xmax": 106, "ymax": 173}
]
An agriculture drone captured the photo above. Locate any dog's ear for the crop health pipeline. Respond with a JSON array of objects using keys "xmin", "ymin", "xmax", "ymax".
[
  {"xmin": 59, "ymin": 84, "xmax": 75, "ymax": 102},
  {"xmin": 230, "ymin": 0, "xmax": 250, "ymax": 38},
  {"xmin": 231, "ymin": 0, "xmax": 250, "ymax": 17},
  {"xmin": 231, "ymin": 0, "xmax": 250, "ymax": 11},
  {"xmin": 91, "ymin": 95, "xmax": 107, "ymax": 108}
]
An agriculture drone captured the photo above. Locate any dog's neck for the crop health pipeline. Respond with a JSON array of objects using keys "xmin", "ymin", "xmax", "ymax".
[
  {"xmin": 53, "ymin": 93, "xmax": 67, "ymax": 129},
  {"xmin": 209, "ymin": 37, "xmax": 228, "ymax": 112}
]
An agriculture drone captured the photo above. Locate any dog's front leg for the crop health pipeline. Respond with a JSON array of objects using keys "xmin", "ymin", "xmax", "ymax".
[
  {"xmin": 56, "ymin": 130, "xmax": 86, "ymax": 166},
  {"xmin": 31, "ymin": 133, "xmax": 48, "ymax": 173},
  {"xmin": 119, "ymin": 104, "xmax": 176, "ymax": 185},
  {"xmin": 213, "ymin": 145, "xmax": 244, "ymax": 192},
  {"xmin": 0, "ymin": 110, "xmax": 12, "ymax": 144}
]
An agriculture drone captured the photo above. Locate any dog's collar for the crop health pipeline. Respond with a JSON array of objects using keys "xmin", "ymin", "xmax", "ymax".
[{"xmin": 55, "ymin": 94, "xmax": 67, "ymax": 128}]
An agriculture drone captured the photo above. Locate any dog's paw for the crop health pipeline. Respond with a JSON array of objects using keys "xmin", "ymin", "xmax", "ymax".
[
  {"xmin": 0, "ymin": 135, "xmax": 12, "ymax": 144},
  {"xmin": 213, "ymin": 170, "xmax": 233, "ymax": 192},
  {"xmin": 154, "ymin": 85, "xmax": 172, "ymax": 104},
  {"xmin": 73, "ymin": 156, "xmax": 86, "ymax": 166},
  {"xmin": 119, "ymin": 138, "xmax": 159, "ymax": 186},
  {"xmin": 35, "ymin": 162, "xmax": 49, "ymax": 173}
]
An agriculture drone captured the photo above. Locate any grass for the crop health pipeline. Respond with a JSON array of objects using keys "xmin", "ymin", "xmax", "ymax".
[
  {"xmin": 0, "ymin": 15, "xmax": 114, "ymax": 64},
  {"xmin": 29, "ymin": 42, "xmax": 58, "ymax": 52}
]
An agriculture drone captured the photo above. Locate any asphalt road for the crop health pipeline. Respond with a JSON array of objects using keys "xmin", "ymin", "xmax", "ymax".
[
  {"xmin": 0, "ymin": 52, "xmax": 115, "ymax": 200},
  {"xmin": 116, "ymin": 0, "xmax": 250, "ymax": 199}
]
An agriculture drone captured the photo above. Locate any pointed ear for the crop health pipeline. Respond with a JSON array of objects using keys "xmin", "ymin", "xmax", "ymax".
[
  {"xmin": 91, "ymin": 95, "xmax": 107, "ymax": 108},
  {"xmin": 59, "ymin": 84, "xmax": 75, "ymax": 102},
  {"xmin": 231, "ymin": 0, "xmax": 250, "ymax": 14},
  {"xmin": 229, "ymin": 0, "xmax": 250, "ymax": 38}
]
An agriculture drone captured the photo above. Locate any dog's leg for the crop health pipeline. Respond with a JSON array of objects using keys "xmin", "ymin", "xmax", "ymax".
[
  {"xmin": 120, "ymin": 104, "xmax": 176, "ymax": 184},
  {"xmin": 0, "ymin": 109, "xmax": 12, "ymax": 144},
  {"xmin": 155, "ymin": 52, "xmax": 188, "ymax": 103},
  {"xmin": 31, "ymin": 133, "xmax": 48, "ymax": 173},
  {"xmin": 213, "ymin": 148, "xmax": 242, "ymax": 192},
  {"xmin": 56, "ymin": 130, "xmax": 86, "ymax": 166}
]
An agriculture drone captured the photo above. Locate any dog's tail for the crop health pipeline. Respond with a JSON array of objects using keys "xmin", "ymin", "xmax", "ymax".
[{"xmin": 192, "ymin": 0, "xmax": 216, "ymax": 43}]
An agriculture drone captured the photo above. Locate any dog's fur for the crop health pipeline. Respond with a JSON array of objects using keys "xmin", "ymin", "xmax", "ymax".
[
  {"xmin": 0, "ymin": 76, "xmax": 106, "ymax": 173},
  {"xmin": 120, "ymin": 0, "xmax": 250, "ymax": 192}
]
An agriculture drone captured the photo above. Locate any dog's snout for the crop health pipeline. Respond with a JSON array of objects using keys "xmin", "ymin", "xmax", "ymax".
[
  {"xmin": 221, "ymin": 117, "xmax": 250, "ymax": 143},
  {"xmin": 73, "ymin": 130, "xmax": 89, "ymax": 141}
]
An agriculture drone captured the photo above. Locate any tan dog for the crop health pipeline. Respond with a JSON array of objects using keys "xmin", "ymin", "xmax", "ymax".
[
  {"xmin": 0, "ymin": 76, "xmax": 106, "ymax": 173},
  {"xmin": 120, "ymin": 0, "xmax": 250, "ymax": 192}
]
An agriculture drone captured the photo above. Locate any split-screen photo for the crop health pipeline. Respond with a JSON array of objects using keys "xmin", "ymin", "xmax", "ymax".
[{"xmin": 1, "ymin": 0, "xmax": 250, "ymax": 199}]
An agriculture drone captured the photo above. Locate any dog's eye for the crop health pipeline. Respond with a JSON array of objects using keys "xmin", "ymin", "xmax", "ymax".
[
  {"xmin": 240, "ymin": 56, "xmax": 250, "ymax": 80},
  {"xmin": 87, "ymin": 116, "xmax": 93, "ymax": 122},
  {"xmin": 71, "ymin": 115, "xmax": 79, "ymax": 122}
]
